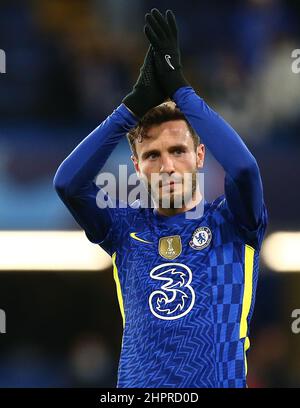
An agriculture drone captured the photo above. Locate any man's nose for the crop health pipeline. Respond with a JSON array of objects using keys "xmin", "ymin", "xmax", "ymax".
[{"xmin": 160, "ymin": 154, "xmax": 175, "ymax": 174}]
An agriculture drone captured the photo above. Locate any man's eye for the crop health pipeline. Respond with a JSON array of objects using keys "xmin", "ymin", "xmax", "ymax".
[
  {"xmin": 174, "ymin": 149, "xmax": 184, "ymax": 156},
  {"xmin": 148, "ymin": 153, "xmax": 158, "ymax": 160}
]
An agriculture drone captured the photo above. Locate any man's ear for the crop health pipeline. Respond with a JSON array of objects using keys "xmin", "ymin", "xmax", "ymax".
[
  {"xmin": 131, "ymin": 154, "xmax": 141, "ymax": 176},
  {"xmin": 196, "ymin": 144, "xmax": 205, "ymax": 169}
]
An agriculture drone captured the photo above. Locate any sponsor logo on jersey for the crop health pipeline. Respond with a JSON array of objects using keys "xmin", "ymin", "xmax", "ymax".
[{"xmin": 149, "ymin": 263, "xmax": 195, "ymax": 320}]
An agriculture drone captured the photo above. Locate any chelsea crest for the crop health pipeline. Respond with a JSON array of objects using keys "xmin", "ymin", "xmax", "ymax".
[{"xmin": 189, "ymin": 226, "xmax": 212, "ymax": 250}]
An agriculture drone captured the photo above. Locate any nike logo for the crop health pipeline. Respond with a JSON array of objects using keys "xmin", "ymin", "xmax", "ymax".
[
  {"xmin": 130, "ymin": 232, "xmax": 152, "ymax": 244},
  {"xmin": 165, "ymin": 54, "xmax": 175, "ymax": 70}
]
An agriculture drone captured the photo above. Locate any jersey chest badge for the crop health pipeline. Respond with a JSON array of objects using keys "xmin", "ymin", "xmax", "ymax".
[
  {"xmin": 189, "ymin": 226, "xmax": 212, "ymax": 250},
  {"xmin": 159, "ymin": 235, "xmax": 182, "ymax": 260}
]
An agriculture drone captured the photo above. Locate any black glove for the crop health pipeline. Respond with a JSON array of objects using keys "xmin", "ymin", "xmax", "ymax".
[
  {"xmin": 122, "ymin": 45, "xmax": 167, "ymax": 118},
  {"xmin": 144, "ymin": 8, "xmax": 189, "ymax": 98}
]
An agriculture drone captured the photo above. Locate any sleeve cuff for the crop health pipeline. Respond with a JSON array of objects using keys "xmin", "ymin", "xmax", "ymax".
[
  {"xmin": 119, "ymin": 103, "xmax": 139, "ymax": 123},
  {"xmin": 172, "ymin": 86, "xmax": 196, "ymax": 104}
]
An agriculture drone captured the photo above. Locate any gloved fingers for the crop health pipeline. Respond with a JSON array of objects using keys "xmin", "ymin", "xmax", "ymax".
[
  {"xmin": 145, "ymin": 13, "xmax": 166, "ymax": 41},
  {"xmin": 144, "ymin": 24, "xmax": 160, "ymax": 50},
  {"xmin": 166, "ymin": 10, "xmax": 178, "ymax": 40},
  {"xmin": 151, "ymin": 8, "xmax": 171, "ymax": 36}
]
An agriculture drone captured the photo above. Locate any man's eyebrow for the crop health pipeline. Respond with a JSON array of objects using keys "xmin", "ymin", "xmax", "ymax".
[
  {"xmin": 168, "ymin": 143, "xmax": 188, "ymax": 151},
  {"xmin": 141, "ymin": 149, "xmax": 160, "ymax": 160},
  {"xmin": 141, "ymin": 144, "xmax": 188, "ymax": 160}
]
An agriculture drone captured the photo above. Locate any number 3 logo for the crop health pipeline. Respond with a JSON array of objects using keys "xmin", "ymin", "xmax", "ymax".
[{"xmin": 149, "ymin": 263, "xmax": 195, "ymax": 320}]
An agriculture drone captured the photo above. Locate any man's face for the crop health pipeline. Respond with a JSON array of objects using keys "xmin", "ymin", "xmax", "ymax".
[{"xmin": 132, "ymin": 120, "xmax": 205, "ymax": 209}]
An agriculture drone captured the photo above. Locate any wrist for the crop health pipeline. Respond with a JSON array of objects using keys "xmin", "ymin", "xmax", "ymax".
[
  {"xmin": 122, "ymin": 90, "xmax": 146, "ymax": 119},
  {"xmin": 163, "ymin": 71, "xmax": 189, "ymax": 99},
  {"xmin": 122, "ymin": 102, "xmax": 139, "ymax": 118}
]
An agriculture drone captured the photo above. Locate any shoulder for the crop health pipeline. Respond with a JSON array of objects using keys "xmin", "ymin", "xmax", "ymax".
[
  {"xmin": 206, "ymin": 194, "xmax": 268, "ymax": 250},
  {"xmin": 108, "ymin": 198, "xmax": 152, "ymax": 231},
  {"xmin": 205, "ymin": 194, "xmax": 232, "ymax": 223},
  {"xmin": 93, "ymin": 198, "xmax": 148, "ymax": 254}
]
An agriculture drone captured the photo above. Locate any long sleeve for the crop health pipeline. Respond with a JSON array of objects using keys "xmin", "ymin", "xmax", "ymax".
[
  {"xmin": 53, "ymin": 104, "xmax": 138, "ymax": 244},
  {"xmin": 173, "ymin": 86, "xmax": 265, "ymax": 233}
]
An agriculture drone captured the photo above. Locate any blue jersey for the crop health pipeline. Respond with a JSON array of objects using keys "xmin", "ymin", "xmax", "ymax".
[
  {"xmin": 54, "ymin": 86, "xmax": 268, "ymax": 388},
  {"xmin": 97, "ymin": 195, "xmax": 267, "ymax": 388}
]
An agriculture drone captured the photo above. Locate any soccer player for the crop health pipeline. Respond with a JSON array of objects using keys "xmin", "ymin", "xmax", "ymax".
[{"xmin": 54, "ymin": 9, "xmax": 268, "ymax": 388}]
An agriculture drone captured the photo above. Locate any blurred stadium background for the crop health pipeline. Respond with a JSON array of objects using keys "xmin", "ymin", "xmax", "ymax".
[{"xmin": 0, "ymin": 0, "xmax": 300, "ymax": 387}]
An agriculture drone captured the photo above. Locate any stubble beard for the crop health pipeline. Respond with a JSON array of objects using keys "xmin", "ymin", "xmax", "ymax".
[{"xmin": 147, "ymin": 169, "xmax": 198, "ymax": 210}]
